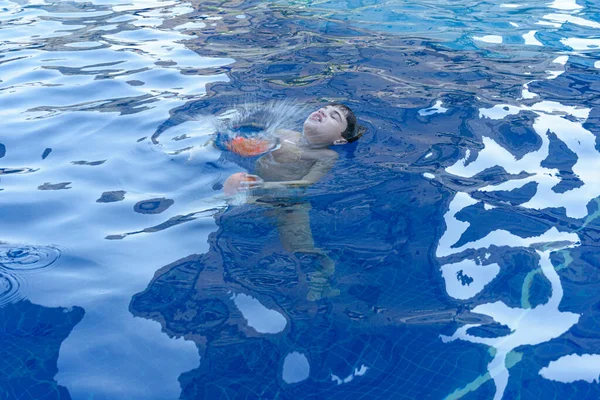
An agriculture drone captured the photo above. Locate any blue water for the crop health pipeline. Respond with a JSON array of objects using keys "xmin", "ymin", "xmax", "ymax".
[{"xmin": 1, "ymin": 0, "xmax": 600, "ymax": 399}]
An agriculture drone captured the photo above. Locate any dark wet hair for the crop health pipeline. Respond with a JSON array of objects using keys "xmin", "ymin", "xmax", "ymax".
[{"xmin": 328, "ymin": 103, "xmax": 364, "ymax": 143}]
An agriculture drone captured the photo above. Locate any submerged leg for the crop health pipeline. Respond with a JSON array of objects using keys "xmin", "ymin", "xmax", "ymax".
[{"xmin": 273, "ymin": 202, "xmax": 338, "ymax": 301}]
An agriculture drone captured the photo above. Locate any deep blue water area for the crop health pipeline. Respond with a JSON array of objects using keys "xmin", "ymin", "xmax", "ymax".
[{"xmin": 1, "ymin": 0, "xmax": 600, "ymax": 399}]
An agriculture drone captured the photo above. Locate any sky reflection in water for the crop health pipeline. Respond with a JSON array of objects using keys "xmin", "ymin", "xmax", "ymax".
[{"xmin": 0, "ymin": 0, "xmax": 600, "ymax": 399}]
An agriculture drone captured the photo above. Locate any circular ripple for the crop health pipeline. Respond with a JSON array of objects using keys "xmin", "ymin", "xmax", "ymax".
[
  {"xmin": 0, "ymin": 270, "xmax": 24, "ymax": 307},
  {"xmin": 0, "ymin": 245, "xmax": 61, "ymax": 271}
]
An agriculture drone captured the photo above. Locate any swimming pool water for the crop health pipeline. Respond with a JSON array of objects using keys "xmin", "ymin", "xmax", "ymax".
[{"xmin": 1, "ymin": 0, "xmax": 600, "ymax": 399}]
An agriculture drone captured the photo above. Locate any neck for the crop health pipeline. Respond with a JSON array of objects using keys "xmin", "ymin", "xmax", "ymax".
[{"xmin": 300, "ymin": 131, "xmax": 331, "ymax": 149}]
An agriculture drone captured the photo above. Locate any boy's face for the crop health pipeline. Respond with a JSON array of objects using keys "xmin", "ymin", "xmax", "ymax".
[{"xmin": 303, "ymin": 105, "xmax": 348, "ymax": 145}]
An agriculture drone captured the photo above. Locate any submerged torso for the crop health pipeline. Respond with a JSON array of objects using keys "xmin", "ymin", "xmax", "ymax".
[{"xmin": 254, "ymin": 130, "xmax": 316, "ymax": 181}]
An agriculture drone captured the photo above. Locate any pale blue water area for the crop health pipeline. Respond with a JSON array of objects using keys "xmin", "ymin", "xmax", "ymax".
[{"xmin": 1, "ymin": 0, "xmax": 600, "ymax": 399}]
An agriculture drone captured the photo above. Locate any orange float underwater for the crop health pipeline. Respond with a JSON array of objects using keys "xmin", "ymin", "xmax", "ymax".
[{"xmin": 226, "ymin": 136, "xmax": 273, "ymax": 157}]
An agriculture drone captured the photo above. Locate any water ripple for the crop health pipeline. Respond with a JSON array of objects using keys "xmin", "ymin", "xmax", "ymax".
[
  {"xmin": 0, "ymin": 270, "xmax": 22, "ymax": 307},
  {"xmin": 0, "ymin": 244, "xmax": 61, "ymax": 271},
  {"xmin": 0, "ymin": 244, "xmax": 61, "ymax": 307}
]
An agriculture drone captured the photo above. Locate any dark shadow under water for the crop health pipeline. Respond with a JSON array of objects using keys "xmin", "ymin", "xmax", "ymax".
[{"xmin": 0, "ymin": 301, "xmax": 84, "ymax": 400}]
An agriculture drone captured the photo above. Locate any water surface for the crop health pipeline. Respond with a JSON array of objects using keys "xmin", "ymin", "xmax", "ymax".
[{"xmin": 1, "ymin": 0, "xmax": 600, "ymax": 399}]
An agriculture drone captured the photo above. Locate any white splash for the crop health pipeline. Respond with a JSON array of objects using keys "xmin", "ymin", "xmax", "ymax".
[
  {"xmin": 423, "ymin": 172, "xmax": 435, "ymax": 179},
  {"xmin": 540, "ymin": 354, "xmax": 600, "ymax": 383},
  {"xmin": 212, "ymin": 100, "xmax": 308, "ymax": 138},
  {"xmin": 231, "ymin": 293, "xmax": 287, "ymax": 334}
]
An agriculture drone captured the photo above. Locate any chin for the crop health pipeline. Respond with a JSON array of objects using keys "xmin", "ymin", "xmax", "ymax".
[
  {"xmin": 303, "ymin": 123, "xmax": 315, "ymax": 135},
  {"xmin": 303, "ymin": 119, "xmax": 318, "ymax": 130}
]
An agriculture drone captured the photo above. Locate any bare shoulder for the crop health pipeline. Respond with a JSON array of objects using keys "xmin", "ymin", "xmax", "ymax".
[{"xmin": 321, "ymin": 148, "xmax": 339, "ymax": 158}]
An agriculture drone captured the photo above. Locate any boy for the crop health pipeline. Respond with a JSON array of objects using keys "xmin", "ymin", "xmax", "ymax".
[
  {"xmin": 242, "ymin": 103, "xmax": 363, "ymax": 300},
  {"xmin": 238, "ymin": 103, "xmax": 363, "ymax": 191}
]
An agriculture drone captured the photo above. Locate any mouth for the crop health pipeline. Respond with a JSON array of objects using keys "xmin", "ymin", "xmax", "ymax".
[{"xmin": 309, "ymin": 112, "xmax": 322, "ymax": 122}]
